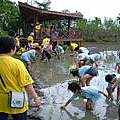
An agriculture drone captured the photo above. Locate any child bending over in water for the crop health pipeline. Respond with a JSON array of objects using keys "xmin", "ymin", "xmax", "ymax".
[
  {"xmin": 60, "ymin": 82, "xmax": 107, "ymax": 110},
  {"xmin": 105, "ymin": 74, "xmax": 120, "ymax": 100},
  {"xmin": 111, "ymin": 77, "xmax": 120, "ymax": 120},
  {"xmin": 70, "ymin": 65, "xmax": 98, "ymax": 87}
]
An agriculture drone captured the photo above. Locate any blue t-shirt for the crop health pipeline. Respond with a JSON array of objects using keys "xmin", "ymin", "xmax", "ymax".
[
  {"xmin": 75, "ymin": 53, "xmax": 90, "ymax": 63},
  {"xmin": 54, "ymin": 45, "xmax": 64, "ymax": 54},
  {"xmin": 107, "ymin": 76, "xmax": 120, "ymax": 88},
  {"xmin": 88, "ymin": 54, "xmax": 100, "ymax": 61},
  {"xmin": 70, "ymin": 86, "xmax": 101, "ymax": 103},
  {"xmin": 78, "ymin": 65, "xmax": 91, "ymax": 77},
  {"xmin": 79, "ymin": 47, "xmax": 90, "ymax": 55},
  {"xmin": 115, "ymin": 56, "xmax": 120, "ymax": 64},
  {"xmin": 21, "ymin": 49, "xmax": 36, "ymax": 64}
]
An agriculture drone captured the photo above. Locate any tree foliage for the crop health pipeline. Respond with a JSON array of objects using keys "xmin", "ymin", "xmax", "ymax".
[
  {"xmin": 0, "ymin": 1, "xmax": 119, "ymax": 42},
  {"xmin": 75, "ymin": 16, "xmax": 119, "ymax": 42},
  {"xmin": 0, "ymin": 0, "xmax": 20, "ymax": 36},
  {"xmin": 33, "ymin": 0, "xmax": 51, "ymax": 10}
]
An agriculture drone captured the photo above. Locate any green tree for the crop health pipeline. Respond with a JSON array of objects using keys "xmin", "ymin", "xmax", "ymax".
[
  {"xmin": 103, "ymin": 17, "xmax": 118, "ymax": 41},
  {"xmin": 0, "ymin": 0, "xmax": 20, "ymax": 36},
  {"xmin": 33, "ymin": 0, "xmax": 51, "ymax": 10}
]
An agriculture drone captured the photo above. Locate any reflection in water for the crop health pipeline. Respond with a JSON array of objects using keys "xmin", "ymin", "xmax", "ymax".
[
  {"xmin": 32, "ymin": 51, "xmax": 119, "ymax": 120},
  {"xmin": 55, "ymin": 63, "xmax": 68, "ymax": 74},
  {"xmin": 105, "ymin": 97, "xmax": 118, "ymax": 120}
]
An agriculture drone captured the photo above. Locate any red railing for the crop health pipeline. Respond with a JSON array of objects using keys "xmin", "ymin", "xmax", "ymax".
[{"xmin": 20, "ymin": 30, "xmax": 83, "ymax": 43}]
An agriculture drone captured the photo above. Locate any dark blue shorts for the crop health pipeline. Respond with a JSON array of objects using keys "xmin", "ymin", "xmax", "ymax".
[{"xmin": 0, "ymin": 111, "xmax": 27, "ymax": 120}]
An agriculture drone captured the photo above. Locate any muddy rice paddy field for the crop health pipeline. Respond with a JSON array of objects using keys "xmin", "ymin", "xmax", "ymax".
[{"xmin": 28, "ymin": 42, "xmax": 120, "ymax": 120}]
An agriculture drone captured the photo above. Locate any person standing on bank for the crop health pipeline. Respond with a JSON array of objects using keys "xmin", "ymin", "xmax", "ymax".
[
  {"xmin": 15, "ymin": 33, "xmax": 20, "ymax": 52},
  {"xmin": 0, "ymin": 36, "xmax": 41, "ymax": 120},
  {"xmin": 70, "ymin": 65, "xmax": 98, "ymax": 87}
]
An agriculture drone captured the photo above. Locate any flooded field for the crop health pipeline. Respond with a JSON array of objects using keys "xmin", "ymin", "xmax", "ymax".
[{"xmin": 29, "ymin": 42, "xmax": 120, "ymax": 120}]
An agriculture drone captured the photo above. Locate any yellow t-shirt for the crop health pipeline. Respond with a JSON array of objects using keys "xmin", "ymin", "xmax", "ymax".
[
  {"xmin": 45, "ymin": 27, "xmax": 50, "ymax": 33},
  {"xmin": 35, "ymin": 25, "xmax": 40, "ymax": 33},
  {"xmin": 15, "ymin": 37, "xmax": 20, "ymax": 46},
  {"xmin": 18, "ymin": 47, "xmax": 26, "ymax": 53},
  {"xmin": 0, "ymin": 56, "xmax": 34, "ymax": 114},
  {"xmin": 41, "ymin": 37, "xmax": 50, "ymax": 46},
  {"xmin": 70, "ymin": 43, "xmax": 78, "ymax": 50},
  {"xmin": 33, "ymin": 43, "xmax": 39, "ymax": 47}
]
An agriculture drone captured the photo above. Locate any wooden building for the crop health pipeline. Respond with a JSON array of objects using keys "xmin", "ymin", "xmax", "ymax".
[{"xmin": 18, "ymin": 2, "xmax": 83, "ymax": 45}]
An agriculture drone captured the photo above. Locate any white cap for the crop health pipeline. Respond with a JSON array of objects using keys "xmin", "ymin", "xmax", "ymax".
[{"xmin": 77, "ymin": 54, "xmax": 85, "ymax": 60}]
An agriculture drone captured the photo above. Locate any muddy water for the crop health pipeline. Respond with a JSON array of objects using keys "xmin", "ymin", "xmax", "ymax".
[{"xmin": 31, "ymin": 42, "xmax": 120, "ymax": 120}]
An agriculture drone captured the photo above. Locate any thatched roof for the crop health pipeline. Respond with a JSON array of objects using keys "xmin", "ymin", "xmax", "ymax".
[{"xmin": 18, "ymin": 2, "xmax": 83, "ymax": 22}]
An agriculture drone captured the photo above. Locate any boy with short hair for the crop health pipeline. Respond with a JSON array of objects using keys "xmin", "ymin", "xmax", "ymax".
[{"xmin": 0, "ymin": 36, "xmax": 41, "ymax": 120}]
